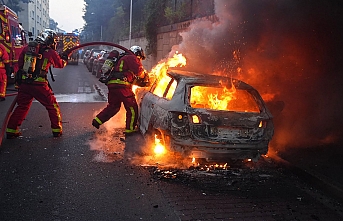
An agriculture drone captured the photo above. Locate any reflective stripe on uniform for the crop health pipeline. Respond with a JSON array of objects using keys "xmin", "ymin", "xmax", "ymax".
[
  {"xmin": 125, "ymin": 106, "xmax": 136, "ymax": 133},
  {"xmin": 42, "ymin": 58, "xmax": 48, "ymax": 70},
  {"xmin": 107, "ymin": 79, "xmax": 131, "ymax": 85},
  {"xmin": 21, "ymin": 76, "xmax": 47, "ymax": 82},
  {"xmin": 52, "ymin": 128, "xmax": 62, "ymax": 133},
  {"xmin": 119, "ymin": 60, "xmax": 124, "ymax": 71},
  {"xmin": 54, "ymin": 103, "xmax": 62, "ymax": 128},
  {"xmin": 6, "ymin": 128, "xmax": 19, "ymax": 133},
  {"xmin": 94, "ymin": 117, "xmax": 103, "ymax": 125},
  {"xmin": 0, "ymin": 75, "xmax": 6, "ymax": 96}
]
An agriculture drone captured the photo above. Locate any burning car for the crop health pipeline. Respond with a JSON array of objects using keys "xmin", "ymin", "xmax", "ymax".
[{"xmin": 136, "ymin": 69, "xmax": 274, "ymax": 163}]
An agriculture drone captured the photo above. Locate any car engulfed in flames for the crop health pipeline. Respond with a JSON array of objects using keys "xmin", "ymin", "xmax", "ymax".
[{"xmin": 136, "ymin": 56, "xmax": 274, "ymax": 164}]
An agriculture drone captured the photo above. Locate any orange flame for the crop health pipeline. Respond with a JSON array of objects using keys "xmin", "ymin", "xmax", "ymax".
[
  {"xmin": 153, "ymin": 134, "xmax": 166, "ymax": 156},
  {"xmin": 149, "ymin": 52, "xmax": 186, "ymax": 83}
]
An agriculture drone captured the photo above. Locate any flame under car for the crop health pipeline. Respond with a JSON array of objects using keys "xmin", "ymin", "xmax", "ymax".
[{"xmin": 137, "ymin": 70, "xmax": 274, "ymax": 163}]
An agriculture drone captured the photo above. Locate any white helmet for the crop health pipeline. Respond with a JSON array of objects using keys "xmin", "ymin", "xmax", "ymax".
[{"xmin": 130, "ymin": 45, "xmax": 146, "ymax": 60}]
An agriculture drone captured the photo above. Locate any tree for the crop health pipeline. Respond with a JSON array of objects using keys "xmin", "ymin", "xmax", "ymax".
[
  {"xmin": 144, "ymin": 0, "xmax": 168, "ymax": 55},
  {"xmin": 82, "ymin": 0, "xmax": 115, "ymax": 42}
]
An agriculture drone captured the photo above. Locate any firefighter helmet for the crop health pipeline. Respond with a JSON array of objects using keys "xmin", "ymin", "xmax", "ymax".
[
  {"xmin": 37, "ymin": 29, "xmax": 59, "ymax": 50},
  {"xmin": 130, "ymin": 45, "xmax": 146, "ymax": 60},
  {"xmin": 108, "ymin": 50, "xmax": 120, "ymax": 60}
]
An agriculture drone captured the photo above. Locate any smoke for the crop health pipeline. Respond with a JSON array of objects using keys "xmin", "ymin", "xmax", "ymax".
[
  {"xmin": 170, "ymin": 0, "xmax": 343, "ymax": 149},
  {"xmin": 88, "ymin": 108, "xmax": 126, "ymax": 162}
]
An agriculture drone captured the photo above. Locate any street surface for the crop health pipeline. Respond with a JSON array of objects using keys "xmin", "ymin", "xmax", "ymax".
[{"xmin": 0, "ymin": 63, "xmax": 342, "ymax": 221}]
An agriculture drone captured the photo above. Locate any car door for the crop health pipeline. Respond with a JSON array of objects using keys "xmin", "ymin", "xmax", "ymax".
[{"xmin": 139, "ymin": 74, "xmax": 176, "ymax": 134}]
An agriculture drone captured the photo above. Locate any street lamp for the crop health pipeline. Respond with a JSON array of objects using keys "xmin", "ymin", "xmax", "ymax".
[
  {"xmin": 90, "ymin": 12, "xmax": 102, "ymax": 41},
  {"xmin": 129, "ymin": 0, "xmax": 132, "ymax": 47},
  {"xmin": 100, "ymin": 25, "xmax": 103, "ymax": 41}
]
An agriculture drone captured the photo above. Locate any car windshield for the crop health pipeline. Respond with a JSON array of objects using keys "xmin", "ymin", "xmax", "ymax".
[
  {"xmin": 152, "ymin": 74, "xmax": 177, "ymax": 100},
  {"xmin": 190, "ymin": 85, "xmax": 260, "ymax": 113}
]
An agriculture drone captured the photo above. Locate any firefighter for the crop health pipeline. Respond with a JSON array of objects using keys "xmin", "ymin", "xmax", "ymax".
[
  {"xmin": 0, "ymin": 43, "xmax": 10, "ymax": 101},
  {"xmin": 6, "ymin": 30, "xmax": 68, "ymax": 139},
  {"xmin": 92, "ymin": 46, "xmax": 148, "ymax": 136}
]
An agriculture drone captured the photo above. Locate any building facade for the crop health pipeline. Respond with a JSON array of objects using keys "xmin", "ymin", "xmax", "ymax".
[{"xmin": 17, "ymin": 0, "xmax": 50, "ymax": 38}]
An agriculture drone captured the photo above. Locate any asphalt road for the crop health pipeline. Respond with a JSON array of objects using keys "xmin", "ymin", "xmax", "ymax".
[{"xmin": 0, "ymin": 62, "xmax": 342, "ymax": 221}]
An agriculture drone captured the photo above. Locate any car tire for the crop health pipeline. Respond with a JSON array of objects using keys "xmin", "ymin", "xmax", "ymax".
[
  {"xmin": 96, "ymin": 69, "xmax": 101, "ymax": 78},
  {"xmin": 92, "ymin": 65, "xmax": 96, "ymax": 75}
]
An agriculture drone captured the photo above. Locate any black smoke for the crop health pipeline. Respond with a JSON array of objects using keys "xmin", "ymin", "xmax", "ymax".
[{"xmin": 170, "ymin": 0, "xmax": 343, "ymax": 149}]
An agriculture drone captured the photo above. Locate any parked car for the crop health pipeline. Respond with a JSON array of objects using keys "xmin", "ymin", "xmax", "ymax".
[
  {"xmin": 87, "ymin": 51, "xmax": 103, "ymax": 72},
  {"xmin": 84, "ymin": 49, "xmax": 102, "ymax": 69},
  {"xmin": 136, "ymin": 69, "xmax": 274, "ymax": 163},
  {"xmin": 92, "ymin": 51, "xmax": 110, "ymax": 78},
  {"xmin": 82, "ymin": 49, "xmax": 90, "ymax": 64}
]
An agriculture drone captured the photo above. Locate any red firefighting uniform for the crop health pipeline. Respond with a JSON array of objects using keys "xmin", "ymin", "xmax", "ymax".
[
  {"xmin": 0, "ymin": 43, "xmax": 10, "ymax": 100},
  {"xmin": 93, "ymin": 54, "xmax": 145, "ymax": 134},
  {"xmin": 6, "ymin": 45, "xmax": 67, "ymax": 136}
]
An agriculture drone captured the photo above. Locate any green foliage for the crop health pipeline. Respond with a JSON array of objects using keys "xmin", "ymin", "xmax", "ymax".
[
  {"xmin": 143, "ymin": 0, "xmax": 168, "ymax": 55},
  {"xmin": 82, "ymin": 0, "xmax": 116, "ymax": 42},
  {"xmin": 81, "ymin": 0, "xmax": 214, "ymax": 56},
  {"xmin": 164, "ymin": 2, "xmax": 189, "ymax": 24}
]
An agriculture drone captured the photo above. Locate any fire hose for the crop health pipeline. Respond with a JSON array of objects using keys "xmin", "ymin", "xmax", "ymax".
[
  {"xmin": 0, "ymin": 41, "xmax": 132, "ymax": 146},
  {"xmin": 63, "ymin": 41, "xmax": 134, "ymax": 58}
]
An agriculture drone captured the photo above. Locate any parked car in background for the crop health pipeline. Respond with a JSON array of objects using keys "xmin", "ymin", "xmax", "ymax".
[
  {"xmin": 87, "ymin": 50, "xmax": 103, "ymax": 72},
  {"xmin": 84, "ymin": 49, "xmax": 102, "ymax": 69},
  {"xmin": 92, "ymin": 51, "xmax": 110, "ymax": 78},
  {"xmin": 91, "ymin": 51, "xmax": 103, "ymax": 74},
  {"xmin": 136, "ymin": 69, "xmax": 274, "ymax": 163},
  {"xmin": 83, "ymin": 50, "xmax": 90, "ymax": 64}
]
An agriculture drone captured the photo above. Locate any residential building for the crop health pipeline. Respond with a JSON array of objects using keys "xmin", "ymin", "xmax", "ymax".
[{"xmin": 17, "ymin": 0, "xmax": 50, "ymax": 38}]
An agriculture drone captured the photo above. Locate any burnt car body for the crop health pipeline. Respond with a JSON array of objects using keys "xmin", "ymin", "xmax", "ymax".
[{"xmin": 136, "ymin": 70, "xmax": 274, "ymax": 162}]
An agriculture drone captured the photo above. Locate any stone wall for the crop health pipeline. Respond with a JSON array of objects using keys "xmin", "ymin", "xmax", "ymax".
[
  {"xmin": 119, "ymin": 15, "xmax": 217, "ymax": 71},
  {"xmin": 119, "ymin": 20, "xmax": 190, "ymax": 71}
]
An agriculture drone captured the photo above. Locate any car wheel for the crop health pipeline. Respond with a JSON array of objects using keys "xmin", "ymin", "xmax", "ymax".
[
  {"xmin": 92, "ymin": 65, "xmax": 96, "ymax": 75},
  {"xmin": 96, "ymin": 69, "xmax": 101, "ymax": 78}
]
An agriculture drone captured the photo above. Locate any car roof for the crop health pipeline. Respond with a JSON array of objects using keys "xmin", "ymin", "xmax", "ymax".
[{"xmin": 167, "ymin": 69, "xmax": 254, "ymax": 90}]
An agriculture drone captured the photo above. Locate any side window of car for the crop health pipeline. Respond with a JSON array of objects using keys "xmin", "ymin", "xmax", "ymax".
[
  {"xmin": 165, "ymin": 80, "xmax": 177, "ymax": 100},
  {"xmin": 152, "ymin": 74, "xmax": 177, "ymax": 100}
]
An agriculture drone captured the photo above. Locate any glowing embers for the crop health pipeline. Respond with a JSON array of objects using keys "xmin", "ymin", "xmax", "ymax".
[
  {"xmin": 191, "ymin": 157, "xmax": 229, "ymax": 171},
  {"xmin": 190, "ymin": 84, "xmax": 260, "ymax": 112}
]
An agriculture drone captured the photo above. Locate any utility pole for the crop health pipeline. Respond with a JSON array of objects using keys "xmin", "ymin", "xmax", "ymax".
[
  {"xmin": 100, "ymin": 25, "xmax": 103, "ymax": 41},
  {"xmin": 129, "ymin": 0, "xmax": 132, "ymax": 47}
]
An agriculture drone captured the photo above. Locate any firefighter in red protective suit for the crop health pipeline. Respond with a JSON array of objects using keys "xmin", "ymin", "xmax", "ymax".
[
  {"xmin": 92, "ymin": 46, "xmax": 148, "ymax": 136},
  {"xmin": 6, "ymin": 30, "xmax": 68, "ymax": 139},
  {"xmin": 0, "ymin": 43, "xmax": 10, "ymax": 101}
]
